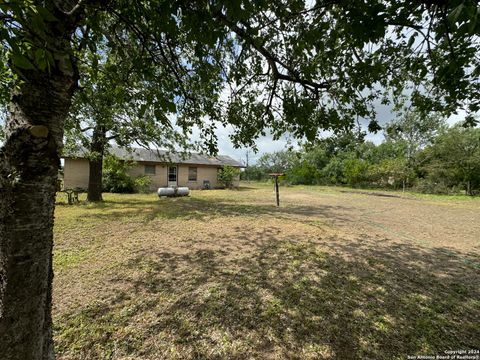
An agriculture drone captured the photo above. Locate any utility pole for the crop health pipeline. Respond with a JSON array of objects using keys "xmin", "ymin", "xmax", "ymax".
[{"xmin": 245, "ymin": 149, "xmax": 250, "ymax": 182}]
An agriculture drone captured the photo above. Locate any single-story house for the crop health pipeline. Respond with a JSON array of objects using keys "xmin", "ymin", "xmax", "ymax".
[{"xmin": 63, "ymin": 147, "xmax": 244, "ymax": 191}]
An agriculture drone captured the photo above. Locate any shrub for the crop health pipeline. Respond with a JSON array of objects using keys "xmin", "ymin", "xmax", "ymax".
[
  {"xmin": 218, "ymin": 165, "xmax": 240, "ymax": 188},
  {"xmin": 414, "ymin": 179, "xmax": 452, "ymax": 194},
  {"xmin": 134, "ymin": 175, "xmax": 153, "ymax": 193},
  {"xmin": 287, "ymin": 161, "xmax": 320, "ymax": 185},
  {"xmin": 367, "ymin": 158, "xmax": 412, "ymax": 189},
  {"xmin": 103, "ymin": 156, "xmax": 135, "ymax": 193},
  {"xmin": 343, "ymin": 158, "xmax": 371, "ymax": 187},
  {"xmin": 322, "ymin": 157, "xmax": 344, "ymax": 184}
]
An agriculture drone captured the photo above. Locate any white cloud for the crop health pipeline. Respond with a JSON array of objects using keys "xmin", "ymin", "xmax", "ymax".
[{"xmin": 446, "ymin": 109, "xmax": 468, "ymax": 126}]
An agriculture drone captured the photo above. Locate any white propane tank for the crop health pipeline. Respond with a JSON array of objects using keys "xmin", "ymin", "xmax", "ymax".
[
  {"xmin": 157, "ymin": 187, "xmax": 190, "ymax": 197},
  {"xmin": 157, "ymin": 187, "xmax": 175, "ymax": 197},
  {"xmin": 176, "ymin": 187, "xmax": 190, "ymax": 196}
]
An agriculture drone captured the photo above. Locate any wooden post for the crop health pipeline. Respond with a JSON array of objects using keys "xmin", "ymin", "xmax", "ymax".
[
  {"xmin": 269, "ymin": 173, "xmax": 284, "ymax": 207},
  {"xmin": 275, "ymin": 176, "xmax": 279, "ymax": 206}
]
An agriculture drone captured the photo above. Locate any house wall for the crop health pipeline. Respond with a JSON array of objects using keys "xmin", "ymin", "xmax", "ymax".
[
  {"xmin": 177, "ymin": 165, "xmax": 220, "ymax": 189},
  {"xmin": 130, "ymin": 163, "xmax": 223, "ymax": 190},
  {"xmin": 179, "ymin": 165, "xmax": 240, "ymax": 189},
  {"xmin": 63, "ymin": 158, "xmax": 240, "ymax": 191},
  {"xmin": 129, "ymin": 163, "xmax": 240, "ymax": 190},
  {"xmin": 63, "ymin": 158, "xmax": 90, "ymax": 189},
  {"xmin": 127, "ymin": 163, "xmax": 168, "ymax": 190}
]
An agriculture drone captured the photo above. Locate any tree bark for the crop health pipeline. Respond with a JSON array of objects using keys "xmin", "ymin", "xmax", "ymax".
[
  {"xmin": 0, "ymin": 4, "xmax": 80, "ymax": 359},
  {"xmin": 87, "ymin": 125, "xmax": 107, "ymax": 202}
]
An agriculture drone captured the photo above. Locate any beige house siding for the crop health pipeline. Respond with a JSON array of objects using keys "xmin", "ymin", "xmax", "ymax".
[
  {"xmin": 63, "ymin": 159, "xmax": 240, "ymax": 191},
  {"xmin": 127, "ymin": 163, "xmax": 168, "ymax": 190},
  {"xmin": 127, "ymin": 163, "xmax": 233, "ymax": 190},
  {"xmin": 125, "ymin": 162, "xmax": 233, "ymax": 190},
  {"xmin": 177, "ymin": 165, "xmax": 221, "ymax": 189},
  {"xmin": 63, "ymin": 158, "xmax": 90, "ymax": 189}
]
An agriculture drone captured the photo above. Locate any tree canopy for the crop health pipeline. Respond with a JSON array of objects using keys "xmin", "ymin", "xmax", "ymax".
[{"xmin": 1, "ymin": 0, "xmax": 479, "ymax": 148}]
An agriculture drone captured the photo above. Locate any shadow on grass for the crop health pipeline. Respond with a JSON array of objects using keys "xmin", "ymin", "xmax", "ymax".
[
  {"xmin": 73, "ymin": 195, "xmax": 354, "ymax": 227},
  {"xmin": 231, "ymin": 186, "xmax": 261, "ymax": 191},
  {"xmin": 54, "ymin": 226, "xmax": 480, "ymax": 359}
]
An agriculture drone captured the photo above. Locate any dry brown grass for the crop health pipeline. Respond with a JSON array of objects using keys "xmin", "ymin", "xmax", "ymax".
[{"xmin": 53, "ymin": 183, "xmax": 480, "ymax": 359}]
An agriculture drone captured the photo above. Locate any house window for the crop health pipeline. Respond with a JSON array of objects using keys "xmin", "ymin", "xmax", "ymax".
[
  {"xmin": 188, "ymin": 167, "xmax": 197, "ymax": 181},
  {"xmin": 145, "ymin": 164, "xmax": 156, "ymax": 175},
  {"xmin": 168, "ymin": 166, "xmax": 177, "ymax": 182}
]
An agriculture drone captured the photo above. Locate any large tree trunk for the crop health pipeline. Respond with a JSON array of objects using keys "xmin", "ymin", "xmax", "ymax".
[
  {"xmin": 87, "ymin": 125, "xmax": 107, "ymax": 202},
  {"xmin": 0, "ymin": 4, "xmax": 80, "ymax": 359}
]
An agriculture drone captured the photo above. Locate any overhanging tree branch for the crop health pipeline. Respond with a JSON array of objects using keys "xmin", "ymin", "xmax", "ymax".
[{"xmin": 213, "ymin": 12, "xmax": 334, "ymax": 93}]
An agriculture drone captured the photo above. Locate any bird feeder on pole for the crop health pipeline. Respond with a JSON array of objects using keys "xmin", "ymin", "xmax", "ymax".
[{"xmin": 269, "ymin": 173, "xmax": 285, "ymax": 206}]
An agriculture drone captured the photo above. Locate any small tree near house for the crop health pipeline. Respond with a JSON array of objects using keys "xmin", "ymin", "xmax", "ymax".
[{"xmin": 218, "ymin": 165, "xmax": 240, "ymax": 188}]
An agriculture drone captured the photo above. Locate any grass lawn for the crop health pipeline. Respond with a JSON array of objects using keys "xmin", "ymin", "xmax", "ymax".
[{"xmin": 53, "ymin": 183, "xmax": 480, "ymax": 359}]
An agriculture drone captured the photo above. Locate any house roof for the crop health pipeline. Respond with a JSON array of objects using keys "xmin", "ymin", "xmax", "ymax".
[{"xmin": 64, "ymin": 146, "xmax": 245, "ymax": 168}]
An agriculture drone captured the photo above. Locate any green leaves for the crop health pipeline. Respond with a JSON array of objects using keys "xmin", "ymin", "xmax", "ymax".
[
  {"xmin": 11, "ymin": 52, "xmax": 34, "ymax": 70},
  {"xmin": 36, "ymin": 6, "xmax": 57, "ymax": 22},
  {"xmin": 34, "ymin": 48, "xmax": 54, "ymax": 71},
  {"xmin": 4, "ymin": 0, "xmax": 479, "ymax": 155},
  {"xmin": 8, "ymin": 47, "xmax": 54, "ymax": 72},
  {"xmin": 368, "ymin": 121, "xmax": 382, "ymax": 133},
  {"xmin": 429, "ymin": 125, "xmax": 480, "ymax": 194},
  {"xmin": 159, "ymin": 99, "xmax": 176, "ymax": 114},
  {"xmin": 217, "ymin": 165, "xmax": 240, "ymax": 188},
  {"xmin": 463, "ymin": 115, "xmax": 479, "ymax": 128},
  {"xmin": 448, "ymin": 4, "xmax": 464, "ymax": 24}
]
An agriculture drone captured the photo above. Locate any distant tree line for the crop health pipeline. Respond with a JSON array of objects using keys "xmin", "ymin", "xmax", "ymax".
[{"xmin": 242, "ymin": 113, "xmax": 480, "ymax": 195}]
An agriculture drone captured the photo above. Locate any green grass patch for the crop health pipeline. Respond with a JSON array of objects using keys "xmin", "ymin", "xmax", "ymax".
[
  {"xmin": 53, "ymin": 248, "xmax": 89, "ymax": 270},
  {"xmin": 52, "ymin": 183, "xmax": 480, "ymax": 359}
]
